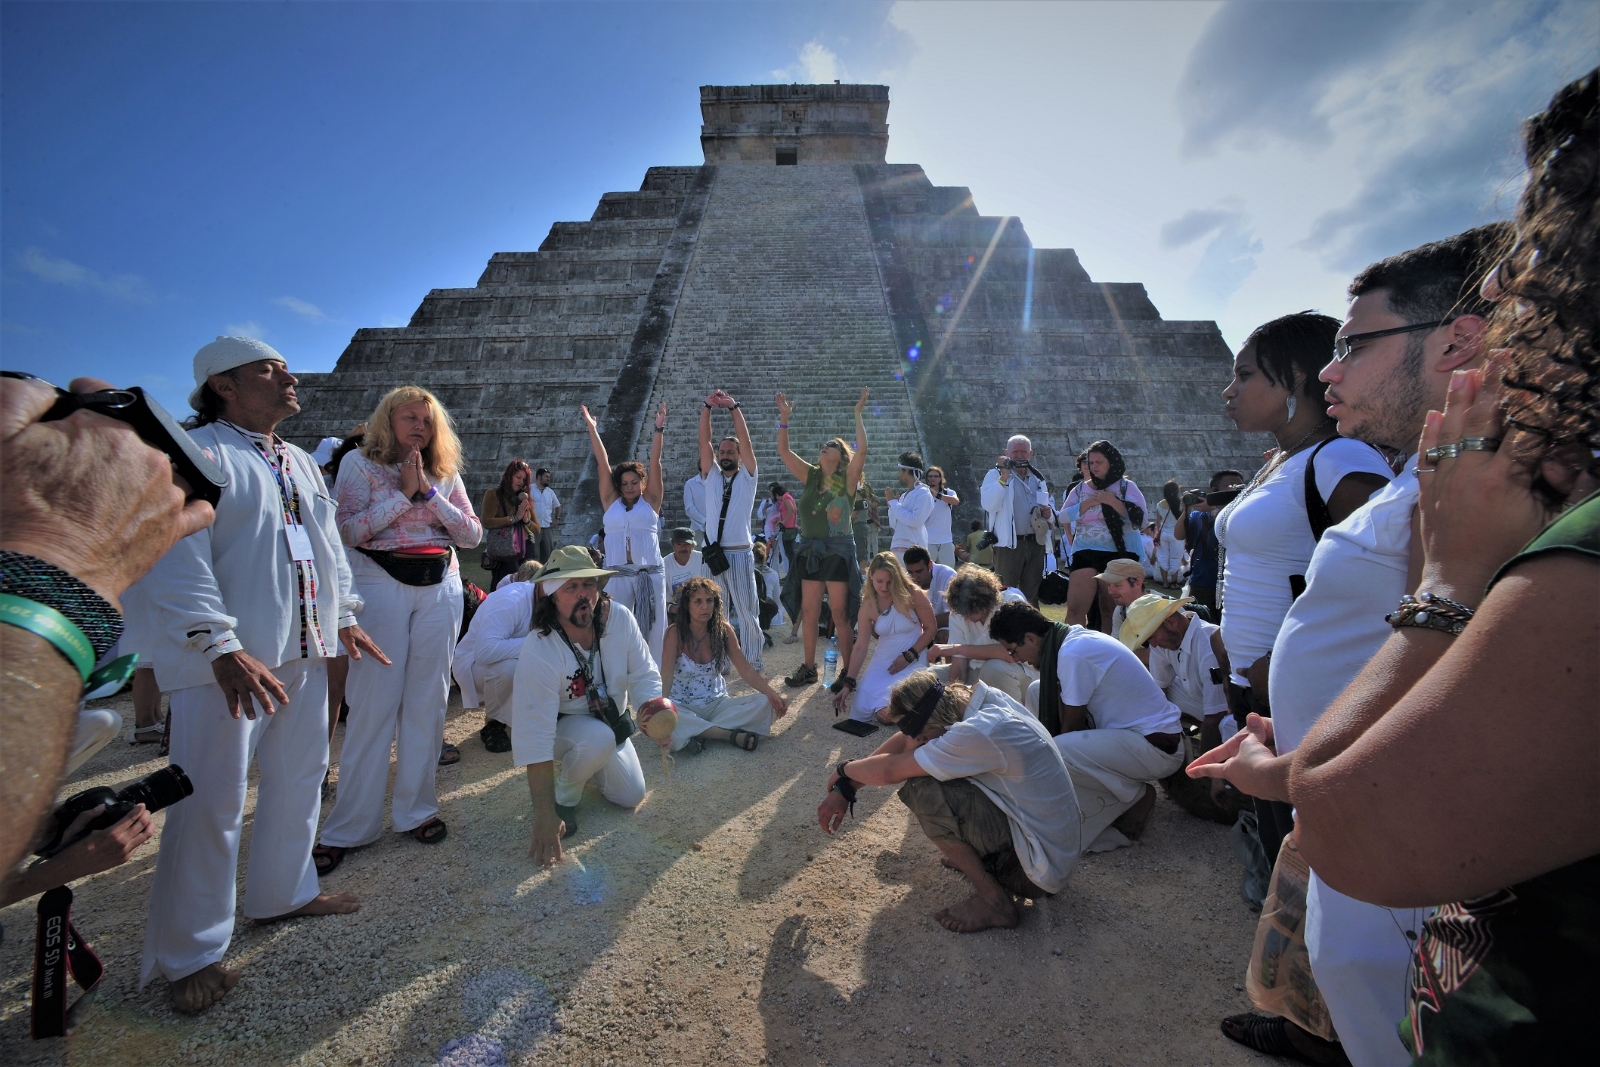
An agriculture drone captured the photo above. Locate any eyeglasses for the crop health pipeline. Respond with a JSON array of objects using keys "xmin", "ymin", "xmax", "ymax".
[{"xmin": 1331, "ymin": 320, "xmax": 1445, "ymax": 362}]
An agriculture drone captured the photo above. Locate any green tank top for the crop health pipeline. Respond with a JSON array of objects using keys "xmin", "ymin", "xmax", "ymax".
[
  {"xmin": 1404, "ymin": 490, "xmax": 1599, "ymax": 1065},
  {"xmin": 798, "ymin": 464, "xmax": 857, "ymax": 539}
]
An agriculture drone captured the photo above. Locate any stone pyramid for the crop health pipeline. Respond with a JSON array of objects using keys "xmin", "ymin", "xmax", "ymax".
[{"xmin": 291, "ymin": 84, "xmax": 1265, "ymax": 544}]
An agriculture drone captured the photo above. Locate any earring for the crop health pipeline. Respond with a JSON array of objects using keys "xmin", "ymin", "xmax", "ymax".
[{"xmin": 1286, "ymin": 395, "xmax": 1298, "ymax": 422}]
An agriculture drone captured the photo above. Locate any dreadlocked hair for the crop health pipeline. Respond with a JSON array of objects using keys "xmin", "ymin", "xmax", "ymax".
[
  {"xmin": 1492, "ymin": 69, "xmax": 1600, "ymax": 503},
  {"xmin": 673, "ymin": 576, "xmax": 731, "ymax": 671}
]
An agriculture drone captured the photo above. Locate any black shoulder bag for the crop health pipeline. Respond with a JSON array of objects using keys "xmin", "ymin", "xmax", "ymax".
[
  {"xmin": 555, "ymin": 627, "xmax": 636, "ymax": 745},
  {"xmin": 700, "ymin": 475, "xmax": 735, "ymax": 576},
  {"xmin": 1290, "ymin": 437, "xmax": 1387, "ymax": 598}
]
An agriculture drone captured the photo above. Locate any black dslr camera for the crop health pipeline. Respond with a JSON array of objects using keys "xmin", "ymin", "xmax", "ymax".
[
  {"xmin": 36, "ymin": 766, "xmax": 193, "ymax": 858},
  {"xmin": 0, "ymin": 372, "xmax": 228, "ymax": 507}
]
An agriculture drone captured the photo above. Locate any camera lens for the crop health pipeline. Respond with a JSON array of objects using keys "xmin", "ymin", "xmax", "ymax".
[{"xmin": 115, "ymin": 765, "xmax": 194, "ymax": 815}]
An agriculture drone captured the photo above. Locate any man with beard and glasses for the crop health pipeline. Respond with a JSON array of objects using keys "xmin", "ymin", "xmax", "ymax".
[
  {"xmin": 698, "ymin": 389, "xmax": 765, "ymax": 670},
  {"xmin": 512, "ymin": 546, "xmax": 661, "ymax": 863},
  {"xmin": 1189, "ymin": 223, "xmax": 1508, "ymax": 1065}
]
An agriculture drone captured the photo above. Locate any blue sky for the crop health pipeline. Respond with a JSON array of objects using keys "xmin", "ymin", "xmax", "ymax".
[{"xmin": 3, "ymin": 1, "xmax": 1595, "ymax": 417}]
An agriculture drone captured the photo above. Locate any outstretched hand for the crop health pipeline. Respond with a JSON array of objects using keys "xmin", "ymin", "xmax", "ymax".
[
  {"xmin": 1186, "ymin": 713, "xmax": 1289, "ymax": 803},
  {"xmin": 817, "ymin": 791, "xmax": 849, "ymax": 835},
  {"xmin": 211, "ymin": 650, "xmax": 291, "ymax": 720},
  {"xmin": 775, "ymin": 392, "xmax": 793, "ymax": 422},
  {"xmin": 854, "ymin": 387, "xmax": 870, "ymax": 416},
  {"xmin": 655, "ymin": 401, "xmax": 667, "ymax": 431},
  {"xmin": 339, "ymin": 624, "xmax": 391, "ymax": 665},
  {"xmin": 581, "ymin": 405, "xmax": 598, "ymax": 431}
]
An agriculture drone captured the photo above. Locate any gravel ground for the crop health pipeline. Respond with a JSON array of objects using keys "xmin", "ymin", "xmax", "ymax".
[{"xmin": 2, "ymin": 628, "xmax": 1273, "ymax": 1066}]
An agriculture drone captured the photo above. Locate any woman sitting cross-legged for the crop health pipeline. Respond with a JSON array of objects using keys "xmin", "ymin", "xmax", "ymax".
[{"xmin": 657, "ymin": 577, "xmax": 788, "ymax": 753}]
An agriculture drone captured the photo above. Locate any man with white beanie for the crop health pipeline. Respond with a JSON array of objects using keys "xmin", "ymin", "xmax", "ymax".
[{"xmin": 136, "ymin": 337, "xmax": 386, "ymax": 1013}]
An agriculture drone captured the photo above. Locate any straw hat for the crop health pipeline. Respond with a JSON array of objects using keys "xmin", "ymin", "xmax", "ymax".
[
  {"xmin": 1119, "ymin": 593, "xmax": 1194, "ymax": 650},
  {"xmin": 536, "ymin": 545, "xmax": 616, "ymax": 593},
  {"xmin": 1096, "ymin": 558, "xmax": 1146, "ymax": 584}
]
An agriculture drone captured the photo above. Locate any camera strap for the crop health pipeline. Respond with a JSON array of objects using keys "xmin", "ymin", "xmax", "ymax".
[{"xmin": 31, "ymin": 886, "xmax": 103, "ymax": 1038}]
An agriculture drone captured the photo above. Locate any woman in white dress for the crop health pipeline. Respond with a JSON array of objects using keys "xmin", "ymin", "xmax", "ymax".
[
  {"xmin": 833, "ymin": 552, "xmax": 938, "ymax": 727},
  {"xmin": 584, "ymin": 401, "xmax": 669, "ymax": 666},
  {"xmin": 655, "ymin": 577, "xmax": 788, "ymax": 752}
]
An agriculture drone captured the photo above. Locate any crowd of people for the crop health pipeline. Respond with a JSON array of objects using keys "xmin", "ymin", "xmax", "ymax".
[{"xmin": 1, "ymin": 72, "xmax": 1592, "ymax": 1065}]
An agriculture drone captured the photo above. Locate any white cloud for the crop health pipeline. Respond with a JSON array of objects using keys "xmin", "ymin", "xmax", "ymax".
[
  {"xmin": 772, "ymin": 40, "xmax": 846, "ymax": 83},
  {"xmin": 273, "ymin": 295, "xmax": 331, "ymax": 323},
  {"xmin": 224, "ymin": 320, "xmax": 267, "ymax": 340},
  {"xmin": 20, "ymin": 247, "xmax": 156, "ymax": 303}
]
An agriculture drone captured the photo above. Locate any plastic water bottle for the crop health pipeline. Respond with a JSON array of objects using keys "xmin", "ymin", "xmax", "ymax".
[{"xmin": 823, "ymin": 637, "xmax": 839, "ymax": 686}]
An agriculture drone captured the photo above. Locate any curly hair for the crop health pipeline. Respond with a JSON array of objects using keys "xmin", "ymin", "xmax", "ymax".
[
  {"xmin": 1077, "ymin": 439, "xmax": 1132, "ymax": 552},
  {"xmin": 361, "ymin": 385, "xmax": 464, "ymax": 478},
  {"xmin": 946, "ymin": 564, "xmax": 1003, "ymax": 619},
  {"xmin": 1492, "ymin": 70, "xmax": 1600, "ymax": 495},
  {"xmin": 533, "ymin": 588, "xmax": 610, "ymax": 638},
  {"xmin": 610, "ymin": 460, "xmax": 647, "ymax": 496},
  {"xmin": 672, "ymin": 576, "xmax": 730, "ymax": 671}
]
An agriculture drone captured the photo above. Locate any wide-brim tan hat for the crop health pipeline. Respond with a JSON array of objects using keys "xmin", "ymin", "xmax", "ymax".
[
  {"xmin": 536, "ymin": 545, "xmax": 616, "ymax": 591},
  {"xmin": 1119, "ymin": 593, "xmax": 1194, "ymax": 650},
  {"xmin": 1096, "ymin": 558, "xmax": 1146, "ymax": 584}
]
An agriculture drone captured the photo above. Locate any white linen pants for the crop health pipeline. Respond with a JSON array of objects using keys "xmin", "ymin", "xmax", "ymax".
[
  {"xmin": 715, "ymin": 547, "xmax": 765, "ymax": 671},
  {"xmin": 475, "ymin": 657, "xmax": 517, "ymax": 726},
  {"xmin": 668, "ymin": 692, "xmax": 773, "ymax": 752},
  {"xmin": 611, "ymin": 569, "xmax": 668, "ymax": 669},
  {"xmin": 320, "ymin": 555, "xmax": 462, "ymax": 845},
  {"xmin": 1306, "ymin": 871, "xmax": 1426, "ymax": 1066},
  {"xmin": 931, "ymin": 659, "xmax": 1034, "ymax": 706},
  {"xmin": 1054, "ymin": 728, "xmax": 1182, "ymax": 854},
  {"xmin": 928, "ymin": 542, "xmax": 956, "ymax": 567},
  {"xmin": 141, "ymin": 660, "xmax": 327, "ymax": 986},
  {"xmin": 553, "ymin": 713, "xmax": 647, "ymax": 808}
]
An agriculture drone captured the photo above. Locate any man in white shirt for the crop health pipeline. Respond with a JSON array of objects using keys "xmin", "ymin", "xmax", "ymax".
[
  {"xmin": 454, "ymin": 569, "xmax": 543, "ymax": 754},
  {"xmin": 927, "ymin": 565, "xmax": 1032, "ymax": 704},
  {"xmin": 902, "ymin": 545, "xmax": 955, "ymax": 638},
  {"xmin": 924, "ymin": 465, "xmax": 960, "ymax": 566},
  {"xmin": 139, "ymin": 336, "xmax": 385, "ymax": 1014},
  {"xmin": 978, "ymin": 435, "xmax": 1052, "ymax": 605},
  {"xmin": 682, "ymin": 474, "xmax": 706, "ymax": 542},
  {"xmin": 1094, "ymin": 558, "xmax": 1147, "ymax": 640},
  {"xmin": 698, "ymin": 390, "xmax": 763, "ymax": 669},
  {"xmin": 884, "ymin": 451, "xmax": 934, "ymax": 557},
  {"xmin": 530, "ymin": 467, "xmax": 561, "ymax": 561},
  {"xmin": 513, "ymin": 547, "xmax": 663, "ymax": 857},
  {"xmin": 663, "ymin": 527, "xmax": 709, "ymax": 618},
  {"xmin": 990, "ymin": 601, "xmax": 1183, "ymax": 853},
  {"xmin": 818, "ymin": 674, "xmax": 1080, "ymax": 934},
  {"xmin": 1119, "ymin": 593, "xmax": 1231, "ymax": 749}
]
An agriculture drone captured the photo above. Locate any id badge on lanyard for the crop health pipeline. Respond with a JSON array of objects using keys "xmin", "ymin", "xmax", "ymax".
[{"xmin": 285, "ymin": 520, "xmax": 316, "ymax": 563}]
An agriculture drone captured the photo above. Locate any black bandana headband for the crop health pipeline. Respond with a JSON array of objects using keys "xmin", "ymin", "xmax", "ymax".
[{"xmin": 897, "ymin": 681, "xmax": 947, "ymax": 737}]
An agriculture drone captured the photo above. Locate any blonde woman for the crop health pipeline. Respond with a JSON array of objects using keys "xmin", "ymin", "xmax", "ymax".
[
  {"xmin": 833, "ymin": 552, "xmax": 937, "ymax": 729},
  {"xmin": 316, "ymin": 387, "xmax": 482, "ymax": 869}
]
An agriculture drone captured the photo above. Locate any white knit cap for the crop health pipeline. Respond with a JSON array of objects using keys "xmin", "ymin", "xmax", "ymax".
[
  {"xmin": 189, "ymin": 335, "xmax": 287, "ymax": 407},
  {"xmin": 311, "ymin": 436, "xmax": 343, "ymax": 467}
]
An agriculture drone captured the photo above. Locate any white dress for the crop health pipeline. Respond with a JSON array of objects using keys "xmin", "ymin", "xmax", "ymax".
[
  {"xmin": 603, "ymin": 497, "xmax": 668, "ymax": 667},
  {"xmin": 667, "ymin": 651, "xmax": 772, "ymax": 752},
  {"xmin": 850, "ymin": 602, "xmax": 927, "ymax": 722}
]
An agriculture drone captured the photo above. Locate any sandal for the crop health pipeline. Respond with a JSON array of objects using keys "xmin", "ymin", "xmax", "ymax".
[
  {"xmin": 1220, "ymin": 1013, "xmax": 1347, "ymax": 1065},
  {"xmin": 129, "ymin": 723, "xmax": 165, "ymax": 745},
  {"xmin": 438, "ymin": 743, "xmax": 461, "ymax": 766},
  {"xmin": 479, "ymin": 720, "xmax": 512, "ymax": 753},
  {"xmin": 409, "ymin": 818, "xmax": 448, "ymax": 845},
  {"xmin": 727, "ymin": 728, "xmax": 760, "ymax": 752},
  {"xmin": 312, "ymin": 845, "xmax": 347, "ymax": 876},
  {"xmin": 784, "ymin": 663, "xmax": 818, "ymax": 688}
]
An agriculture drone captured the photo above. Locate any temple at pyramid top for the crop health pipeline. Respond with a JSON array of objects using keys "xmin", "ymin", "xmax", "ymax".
[{"xmin": 700, "ymin": 83, "xmax": 890, "ymax": 163}]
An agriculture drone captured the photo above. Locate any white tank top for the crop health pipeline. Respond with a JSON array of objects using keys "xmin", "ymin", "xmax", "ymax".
[{"xmin": 603, "ymin": 497, "xmax": 663, "ymax": 567}]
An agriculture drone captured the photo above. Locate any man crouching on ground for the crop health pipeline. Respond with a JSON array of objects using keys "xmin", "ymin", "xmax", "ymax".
[
  {"xmin": 512, "ymin": 546, "xmax": 664, "ymax": 866},
  {"xmin": 816, "ymin": 671, "xmax": 1081, "ymax": 932}
]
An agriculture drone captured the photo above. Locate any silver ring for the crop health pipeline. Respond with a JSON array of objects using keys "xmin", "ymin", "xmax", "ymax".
[
  {"xmin": 1423, "ymin": 443, "xmax": 1463, "ymax": 463},
  {"xmin": 1459, "ymin": 436, "xmax": 1502, "ymax": 453},
  {"xmin": 1413, "ymin": 466, "xmax": 1438, "ymax": 475}
]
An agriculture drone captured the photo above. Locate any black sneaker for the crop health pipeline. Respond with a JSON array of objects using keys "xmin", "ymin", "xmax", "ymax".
[
  {"xmin": 555, "ymin": 803, "xmax": 580, "ymax": 837},
  {"xmin": 480, "ymin": 719, "xmax": 512, "ymax": 753},
  {"xmin": 784, "ymin": 663, "xmax": 818, "ymax": 688}
]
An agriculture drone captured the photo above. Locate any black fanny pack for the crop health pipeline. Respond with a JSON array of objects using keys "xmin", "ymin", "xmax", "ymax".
[{"xmin": 356, "ymin": 547, "xmax": 450, "ymax": 587}]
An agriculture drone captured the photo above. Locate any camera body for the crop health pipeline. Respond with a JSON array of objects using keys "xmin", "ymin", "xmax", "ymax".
[
  {"xmin": 976, "ymin": 530, "xmax": 1000, "ymax": 551},
  {"xmin": 36, "ymin": 766, "xmax": 193, "ymax": 858}
]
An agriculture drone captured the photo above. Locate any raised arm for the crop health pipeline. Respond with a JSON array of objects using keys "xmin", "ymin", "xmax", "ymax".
[
  {"xmin": 845, "ymin": 387, "xmax": 869, "ymax": 492},
  {"xmin": 698, "ymin": 395, "xmax": 714, "ymax": 478},
  {"xmin": 729, "ymin": 398, "xmax": 756, "ymax": 475},
  {"xmin": 645, "ymin": 402, "xmax": 666, "ymax": 512},
  {"xmin": 774, "ymin": 392, "xmax": 811, "ymax": 482},
  {"xmin": 583, "ymin": 405, "xmax": 616, "ymax": 511},
  {"xmin": 938, "ymin": 487, "xmax": 960, "ymax": 507}
]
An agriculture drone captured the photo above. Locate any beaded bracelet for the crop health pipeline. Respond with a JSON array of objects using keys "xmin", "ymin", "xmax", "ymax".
[
  {"xmin": 0, "ymin": 550, "xmax": 122, "ymax": 659},
  {"xmin": 1386, "ymin": 591, "xmax": 1475, "ymax": 636}
]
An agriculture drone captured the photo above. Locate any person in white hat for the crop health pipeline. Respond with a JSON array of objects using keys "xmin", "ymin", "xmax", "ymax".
[
  {"xmin": 310, "ymin": 436, "xmax": 343, "ymax": 474},
  {"xmin": 137, "ymin": 337, "xmax": 386, "ymax": 1013},
  {"xmin": 512, "ymin": 545, "xmax": 664, "ymax": 865},
  {"xmin": 1119, "ymin": 593, "xmax": 1232, "ymax": 751},
  {"xmin": 1094, "ymin": 557, "xmax": 1148, "ymax": 641}
]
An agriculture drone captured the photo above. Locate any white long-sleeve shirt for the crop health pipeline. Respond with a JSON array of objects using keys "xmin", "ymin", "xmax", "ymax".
[
  {"xmin": 510, "ymin": 602, "xmax": 661, "ymax": 766},
  {"xmin": 683, "ymin": 477, "xmax": 707, "ymax": 531},
  {"xmin": 979, "ymin": 468, "xmax": 1050, "ymax": 550},
  {"xmin": 139, "ymin": 422, "xmax": 360, "ymax": 693},
  {"xmin": 887, "ymin": 482, "xmax": 934, "ymax": 550},
  {"xmin": 452, "ymin": 581, "xmax": 539, "ymax": 707}
]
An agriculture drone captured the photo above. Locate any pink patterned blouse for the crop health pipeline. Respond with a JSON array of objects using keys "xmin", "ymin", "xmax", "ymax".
[{"xmin": 334, "ymin": 450, "xmax": 483, "ymax": 556}]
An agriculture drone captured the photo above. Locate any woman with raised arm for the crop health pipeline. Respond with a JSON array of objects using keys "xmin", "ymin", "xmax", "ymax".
[
  {"xmin": 584, "ymin": 401, "xmax": 669, "ymax": 665},
  {"xmin": 656, "ymin": 577, "xmax": 788, "ymax": 753},
  {"xmin": 774, "ymin": 387, "xmax": 869, "ymax": 688},
  {"xmin": 833, "ymin": 552, "xmax": 938, "ymax": 732}
]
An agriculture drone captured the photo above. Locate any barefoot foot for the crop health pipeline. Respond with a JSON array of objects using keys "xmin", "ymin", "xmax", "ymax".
[
  {"xmin": 934, "ymin": 892, "xmax": 1019, "ymax": 933},
  {"xmin": 255, "ymin": 891, "xmax": 361, "ymax": 924},
  {"xmin": 170, "ymin": 963, "xmax": 242, "ymax": 1014}
]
